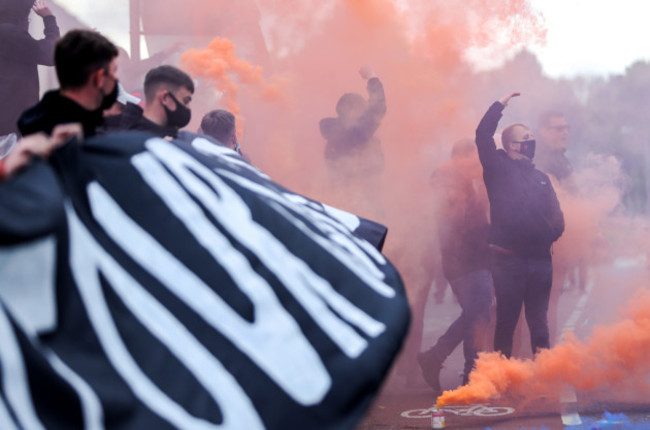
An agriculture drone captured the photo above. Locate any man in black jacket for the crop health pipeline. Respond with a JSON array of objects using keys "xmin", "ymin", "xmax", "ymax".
[
  {"xmin": 417, "ymin": 139, "xmax": 492, "ymax": 393},
  {"xmin": 0, "ymin": 0, "xmax": 60, "ymax": 136},
  {"xmin": 102, "ymin": 65, "xmax": 194, "ymax": 139},
  {"xmin": 18, "ymin": 29, "xmax": 119, "ymax": 138},
  {"xmin": 319, "ymin": 65, "xmax": 386, "ymax": 220},
  {"xmin": 475, "ymin": 93, "xmax": 564, "ymax": 358}
]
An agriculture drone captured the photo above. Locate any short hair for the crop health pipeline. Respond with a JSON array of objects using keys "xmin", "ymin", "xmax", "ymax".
[
  {"xmin": 200, "ymin": 110, "xmax": 236, "ymax": 144},
  {"xmin": 501, "ymin": 123, "xmax": 528, "ymax": 149},
  {"xmin": 336, "ymin": 93, "xmax": 366, "ymax": 118},
  {"xmin": 55, "ymin": 30, "xmax": 118, "ymax": 90},
  {"xmin": 143, "ymin": 65, "xmax": 194, "ymax": 101},
  {"xmin": 537, "ymin": 110, "xmax": 565, "ymax": 129}
]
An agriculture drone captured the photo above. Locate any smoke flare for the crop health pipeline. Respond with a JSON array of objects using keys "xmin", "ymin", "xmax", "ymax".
[{"xmin": 437, "ymin": 288, "xmax": 650, "ymax": 408}]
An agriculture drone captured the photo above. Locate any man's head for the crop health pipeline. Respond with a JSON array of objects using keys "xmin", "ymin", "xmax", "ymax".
[
  {"xmin": 537, "ymin": 111, "xmax": 570, "ymax": 153},
  {"xmin": 199, "ymin": 110, "xmax": 239, "ymax": 152},
  {"xmin": 143, "ymin": 65, "xmax": 194, "ymax": 128},
  {"xmin": 55, "ymin": 30, "xmax": 119, "ymax": 111},
  {"xmin": 336, "ymin": 93, "xmax": 367, "ymax": 125},
  {"xmin": 501, "ymin": 123, "xmax": 536, "ymax": 161}
]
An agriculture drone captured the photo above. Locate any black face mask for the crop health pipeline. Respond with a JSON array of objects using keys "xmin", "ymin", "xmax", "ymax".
[
  {"xmin": 100, "ymin": 80, "xmax": 120, "ymax": 111},
  {"xmin": 164, "ymin": 92, "xmax": 192, "ymax": 128},
  {"xmin": 519, "ymin": 139, "xmax": 536, "ymax": 159}
]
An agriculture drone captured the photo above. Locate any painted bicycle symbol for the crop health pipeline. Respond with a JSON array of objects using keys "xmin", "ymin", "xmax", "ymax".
[{"xmin": 401, "ymin": 403, "xmax": 515, "ymax": 419}]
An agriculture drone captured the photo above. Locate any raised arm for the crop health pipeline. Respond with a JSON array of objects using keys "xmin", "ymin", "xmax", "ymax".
[
  {"xmin": 5, "ymin": 0, "xmax": 60, "ymax": 66},
  {"xmin": 475, "ymin": 93, "xmax": 519, "ymax": 166}
]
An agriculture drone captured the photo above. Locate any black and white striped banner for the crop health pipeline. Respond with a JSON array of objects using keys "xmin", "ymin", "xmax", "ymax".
[{"xmin": 0, "ymin": 132, "xmax": 409, "ymax": 429}]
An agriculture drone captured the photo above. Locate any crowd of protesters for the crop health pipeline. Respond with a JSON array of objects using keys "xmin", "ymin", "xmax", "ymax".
[{"xmin": 0, "ymin": 0, "xmax": 575, "ymax": 403}]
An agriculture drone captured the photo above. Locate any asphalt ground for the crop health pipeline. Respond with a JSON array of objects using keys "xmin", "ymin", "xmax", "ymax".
[{"xmin": 355, "ymin": 262, "xmax": 650, "ymax": 429}]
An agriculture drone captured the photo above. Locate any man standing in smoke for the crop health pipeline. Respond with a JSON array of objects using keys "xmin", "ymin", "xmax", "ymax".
[
  {"xmin": 0, "ymin": 0, "xmax": 60, "ymax": 138},
  {"xmin": 417, "ymin": 139, "xmax": 492, "ymax": 393},
  {"xmin": 319, "ymin": 65, "xmax": 386, "ymax": 220},
  {"xmin": 475, "ymin": 93, "xmax": 564, "ymax": 358}
]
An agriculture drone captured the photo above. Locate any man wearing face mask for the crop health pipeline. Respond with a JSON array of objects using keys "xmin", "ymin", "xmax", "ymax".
[
  {"xmin": 103, "ymin": 65, "xmax": 193, "ymax": 139},
  {"xmin": 475, "ymin": 93, "xmax": 564, "ymax": 359},
  {"xmin": 18, "ymin": 29, "xmax": 119, "ymax": 139}
]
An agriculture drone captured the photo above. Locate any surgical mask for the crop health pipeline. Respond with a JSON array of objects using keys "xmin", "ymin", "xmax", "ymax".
[
  {"xmin": 99, "ymin": 79, "xmax": 120, "ymax": 111},
  {"xmin": 164, "ymin": 92, "xmax": 192, "ymax": 128}
]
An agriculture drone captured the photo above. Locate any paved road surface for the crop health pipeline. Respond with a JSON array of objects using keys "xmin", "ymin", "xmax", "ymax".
[{"xmin": 355, "ymin": 262, "xmax": 650, "ymax": 429}]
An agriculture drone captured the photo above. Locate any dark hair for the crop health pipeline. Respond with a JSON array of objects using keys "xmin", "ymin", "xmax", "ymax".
[
  {"xmin": 537, "ymin": 110, "xmax": 565, "ymax": 129},
  {"xmin": 200, "ymin": 109, "xmax": 236, "ymax": 144},
  {"xmin": 143, "ymin": 65, "xmax": 194, "ymax": 101},
  {"xmin": 501, "ymin": 123, "xmax": 528, "ymax": 149},
  {"xmin": 336, "ymin": 93, "xmax": 366, "ymax": 118},
  {"xmin": 55, "ymin": 30, "xmax": 118, "ymax": 89}
]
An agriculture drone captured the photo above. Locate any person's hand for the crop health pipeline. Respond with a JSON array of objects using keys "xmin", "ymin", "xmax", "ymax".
[
  {"xmin": 1, "ymin": 124, "xmax": 79, "ymax": 179},
  {"xmin": 50, "ymin": 123, "xmax": 83, "ymax": 147},
  {"xmin": 32, "ymin": 0, "xmax": 53, "ymax": 17},
  {"xmin": 498, "ymin": 92, "xmax": 520, "ymax": 107},
  {"xmin": 359, "ymin": 64, "xmax": 376, "ymax": 80}
]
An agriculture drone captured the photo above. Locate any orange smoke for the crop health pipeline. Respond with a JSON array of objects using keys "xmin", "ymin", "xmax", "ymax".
[
  {"xmin": 180, "ymin": 37, "xmax": 287, "ymax": 138},
  {"xmin": 437, "ymin": 288, "xmax": 650, "ymax": 407}
]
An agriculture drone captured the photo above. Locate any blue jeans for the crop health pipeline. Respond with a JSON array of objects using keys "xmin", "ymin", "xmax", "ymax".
[
  {"xmin": 430, "ymin": 269, "xmax": 492, "ymax": 377},
  {"xmin": 491, "ymin": 252, "xmax": 553, "ymax": 358}
]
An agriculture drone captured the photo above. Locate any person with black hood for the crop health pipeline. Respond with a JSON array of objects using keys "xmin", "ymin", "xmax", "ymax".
[
  {"xmin": 0, "ymin": 0, "xmax": 60, "ymax": 137},
  {"xmin": 102, "ymin": 65, "xmax": 194, "ymax": 139},
  {"xmin": 319, "ymin": 65, "xmax": 386, "ymax": 220},
  {"xmin": 475, "ymin": 92, "xmax": 565, "ymax": 358},
  {"xmin": 18, "ymin": 29, "xmax": 119, "ymax": 139}
]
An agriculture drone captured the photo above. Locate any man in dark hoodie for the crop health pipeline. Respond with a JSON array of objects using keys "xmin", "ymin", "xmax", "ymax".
[
  {"xmin": 475, "ymin": 93, "xmax": 564, "ymax": 358},
  {"xmin": 319, "ymin": 65, "xmax": 386, "ymax": 220},
  {"xmin": 18, "ymin": 29, "xmax": 119, "ymax": 139},
  {"xmin": 0, "ymin": 0, "xmax": 60, "ymax": 136},
  {"xmin": 102, "ymin": 65, "xmax": 194, "ymax": 139}
]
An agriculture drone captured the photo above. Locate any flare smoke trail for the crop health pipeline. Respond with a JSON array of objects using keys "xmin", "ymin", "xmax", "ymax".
[
  {"xmin": 437, "ymin": 287, "xmax": 650, "ymax": 407},
  {"xmin": 180, "ymin": 37, "xmax": 286, "ymax": 139}
]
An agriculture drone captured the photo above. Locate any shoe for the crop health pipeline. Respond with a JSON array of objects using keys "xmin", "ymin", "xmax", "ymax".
[{"xmin": 417, "ymin": 349, "xmax": 442, "ymax": 393}]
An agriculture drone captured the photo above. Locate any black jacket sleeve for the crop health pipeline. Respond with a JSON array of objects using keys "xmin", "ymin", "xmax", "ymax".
[{"xmin": 475, "ymin": 101, "xmax": 505, "ymax": 169}]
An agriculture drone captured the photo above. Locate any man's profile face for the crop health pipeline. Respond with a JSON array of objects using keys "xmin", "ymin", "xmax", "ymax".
[
  {"xmin": 164, "ymin": 86, "xmax": 193, "ymax": 111},
  {"xmin": 540, "ymin": 116, "xmax": 569, "ymax": 152},
  {"xmin": 507, "ymin": 125, "xmax": 533, "ymax": 152}
]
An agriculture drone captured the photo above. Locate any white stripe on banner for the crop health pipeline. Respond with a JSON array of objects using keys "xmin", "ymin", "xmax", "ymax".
[
  {"xmin": 218, "ymin": 169, "xmax": 392, "ymax": 294},
  {"xmin": 67, "ymin": 206, "xmax": 264, "ymax": 430},
  {"xmin": 0, "ymin": 307, "xmax": 45, "ymax": 430},
  {"xmin": 140, "ymin": 140, "xmax": 387, "ymax": 348},
  {"xmin": 43, "ymin": 349, "xmax": 104, "ymax": 430},
  {"xmin": 0, "ymin": 393, "xmax": 19, "ymax": 430},
  {"xmin": 89, "ymin": 174, "xmax": 331, "ymax": 405},
  {"xmin": 0, "ymin": 236, "xmax": 57, "ymax": 335}
]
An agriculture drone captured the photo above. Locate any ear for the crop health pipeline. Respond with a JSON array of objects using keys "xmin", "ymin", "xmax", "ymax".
[{"xmin": 91, "ymin": 68, "xmax": 105, "ymax": 89}]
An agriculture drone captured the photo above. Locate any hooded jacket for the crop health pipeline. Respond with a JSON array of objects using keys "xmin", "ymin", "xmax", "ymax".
[
  {"xmin": 0, "ymin": 0, "xmax": 59, "ymax": 136},
  {"xmin": 475, "ymin": 102, "xmax": 564, "ymax": 258},
  {"xmin": 18, "ymin": 90, "xmax": 104, "ymax": 138},
  {"xmin": 102, "ymin": 102, "xmax": 179, "ymax": 139}
]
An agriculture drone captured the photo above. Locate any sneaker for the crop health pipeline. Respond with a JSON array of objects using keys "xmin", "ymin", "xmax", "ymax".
[{"xmin": 417, "ymin": 349, "xmax": 443, "ymax": 393}]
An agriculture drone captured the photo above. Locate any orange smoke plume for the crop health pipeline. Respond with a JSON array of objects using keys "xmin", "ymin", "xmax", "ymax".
[
  {"xmin": 437, "ymin": 288, "xmax": 650, "ymax": 408},
  {"xmin": 180, "ymin": 37, "xmax": 287, "ymax": 137}
]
